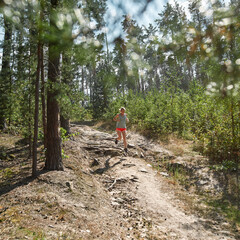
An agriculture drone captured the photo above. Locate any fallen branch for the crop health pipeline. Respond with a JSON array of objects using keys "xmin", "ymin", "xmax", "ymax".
[
  {"xmin": 108, "ymin": 179, "xmax": 117, "ymax": 190},
  {"xmin": 107, "ymin": 178, "xmax": 128, "ymax": 190}
]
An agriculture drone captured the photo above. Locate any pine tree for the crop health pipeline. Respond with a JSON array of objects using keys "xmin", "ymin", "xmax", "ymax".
[
  {"xmin": 0, "ymin": 15, "xmax": 12, "ymax": 130},
  {"xmin": 156, "ymin": 1, "xmax": 189, "ymax": 90},
  {"xmin": 44, "ymin": 0, "xmax": 63, "ymax": 171}
]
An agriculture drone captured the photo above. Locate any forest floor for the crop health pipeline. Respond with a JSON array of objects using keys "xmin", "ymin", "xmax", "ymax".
[{"xmin": 0, "ymin": 123, "xmax": 240, "ymax": 240}]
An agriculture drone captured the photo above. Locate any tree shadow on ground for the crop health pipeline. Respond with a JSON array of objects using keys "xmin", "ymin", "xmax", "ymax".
[
  {"xmin": 91, "ymin": 157, "xmax": 126, "ymax": 175},
  {"xmin": 0, "ymin": 169, "xmax": 50, "ymax": 197}
]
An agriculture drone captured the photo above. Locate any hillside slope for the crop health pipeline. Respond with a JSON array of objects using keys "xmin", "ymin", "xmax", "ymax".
[{"xmin": 0, "ymin": 124, "xmax": 239, "ymax": 239}]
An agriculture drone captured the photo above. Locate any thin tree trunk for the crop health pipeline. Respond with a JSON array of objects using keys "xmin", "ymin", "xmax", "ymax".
[
  {"xmin": 237, "ymin": 101, "xmax": 240, "ymax": 211},
  {"xmin": 0, "ymin": 16, "xmax": 12, "ymax": 130},
  {"xmin": 82, "ymin": 66, "xmax": 85, "ymax": 106},
  {"xmin": 39, "ymin": 3, "xmax": 47, "ymax": 149},
  {"xmin": 140, "ymin": 69, "xmax": 145, "ymax": 93},
  {"xmin": 105, "ymin": 32, "xmax": 110, "ymax": 65},
  {"xmin": 8, "ymin": 39, "xmax": 15, "ymax": 127},
  {"xmin": 237, "ymin": 155, "xmax": 239, "ymax": 210},
  {"xmin": 89, "ymin": 64, "xmax": 95, "ymax": 104},
  {"xmin": 32, "ymin": 42, "xmax": 41, "ymax": 177},
  {"xmin": 28, "ymin": 100, "xmax": 32, "ymax": 157},
  {"xmin": 60, "ymin": 52, "xmax": 71, "ymax": 135},
  {"xmin": 28, "ymin": 53, "xmax": 32, "ymax": 158},
  {"xmin": 41, "ymin": 44, "xmax": 47, "ymax": 149}
]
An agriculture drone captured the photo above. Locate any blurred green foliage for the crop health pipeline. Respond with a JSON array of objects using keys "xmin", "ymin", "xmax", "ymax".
[{"xmin": 104, "ymin": 82, "xmax": 240, "ymax": 165}]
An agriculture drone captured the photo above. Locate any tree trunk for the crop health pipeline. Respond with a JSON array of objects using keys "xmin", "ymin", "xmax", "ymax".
[
  {"xmin": 60, "ymin": 115, "xmax": 70, "ymax": 136},
  {"xmin": 82, "ymin": 66, "xmax": 85, "ymax": 106},
  {"xmin": 44, "ymin": 0, "xmax": 63, "ymax": 171},
  {"xmin": 45, "ymin": 47, "xmax": 63, "ymax": 170},
  {"xmin": 60, "ymin": 51, "xmax": 71, "ymax": 135},
  {"xmin": 41, "ymin": 44, "xmax": 47, "ymax": 149},
  {"xmin": 28, "ymin": 53, "xmax": 33, "ymax": 158},
  {"xmin": 32, "ymin": 42, "xmax": 41, "ymax": 177},
  {"xmin": 0, "ymin": 16, "xmax": 12, "ymax": 130},
  {"xmin": 140, "ymin": 69, "xmax": 145, "ymax": 93},
  {"xmin": 39, "ymin": 4, "xmax": 47, "ymax": 149}
]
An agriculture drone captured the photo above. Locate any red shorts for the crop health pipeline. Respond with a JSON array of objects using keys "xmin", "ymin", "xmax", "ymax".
[{"xmin": 116, "ymin": 128, "xmax": 126, "ymax": 132}]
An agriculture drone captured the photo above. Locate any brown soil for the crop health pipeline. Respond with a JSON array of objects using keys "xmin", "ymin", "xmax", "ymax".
[{"xmin": 0, "ymin": 124, "xmax": 239, "ymax": 240}]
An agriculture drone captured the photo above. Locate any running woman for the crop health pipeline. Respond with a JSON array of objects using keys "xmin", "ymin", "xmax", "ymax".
[{"xmin": 113, "ymin": 107, "xmax": 129, "ymax": 153}]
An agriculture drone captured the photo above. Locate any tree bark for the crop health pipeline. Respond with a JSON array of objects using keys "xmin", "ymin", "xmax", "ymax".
[
  {"xmin": 41, "ymin": 44, "xmax": 47, "ymax": 149},
  {"xmin": 0, "ymin": 16, "xmax": 12, "ymax": 130},
  {"xmin": 44, "ymin": 0, "xmax": 63, "ymax": 171},
  {"xmin": 45, "ymin": 46, "xmax": 63, "ymax": 170},
  {"xmin": 82, "ymin": 66, "xmax": 85, "ymax": 106},
  {"xmin": 60, "ymin": 115, "xmax": 70, "ymax": 136},
  {"xmin": 28, "ymin": 52, "xmax": 33, "ymax": 158},
  {"xmin": 60, "ymin": 52, "xmax": 71, "ymax": 135},
  {"xmin": 39, "ymin": 4, "xmax": 47, "ymax": 149},
  {"xmin": 32, "ymin": 42, "xmax": 41, "ymax": 177}
]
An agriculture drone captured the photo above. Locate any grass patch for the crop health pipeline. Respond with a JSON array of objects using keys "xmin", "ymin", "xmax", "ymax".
[
  {"xmin": 0, "ymin": 133, "xmax": 21, "ymax": 148},
  {"xmin": 0, "ymin": 167, "xmax": 14, "ymax": 179},
  {"xmin": 0, "ymin": 206, "xmax": 22, "ymax": 224},
  {"xmin": 163, "ymin": 136, "xmax": 194, "ymax": 157},
  {"xmin": 17, "ymin": 226, "xmax": 46, "ymax": 240},
  {"xmin": 168, "ymin": 165, "xmax": 189, "ymax": 186},
  {"xmin": 206, "ymin": 198, "xmax": 240, "ymax": 225}
]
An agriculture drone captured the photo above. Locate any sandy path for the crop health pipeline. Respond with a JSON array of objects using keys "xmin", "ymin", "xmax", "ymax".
[{"xmin": 110, "ymin": 157, "xmax": 232, "ymax": 239}]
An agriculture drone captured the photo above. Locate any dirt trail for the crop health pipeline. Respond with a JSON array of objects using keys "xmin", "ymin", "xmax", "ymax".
[
  {"xmin": 108, "ymin": 157, "xmax": 227, "ymax": 239},
  {"xmin": 73, "ymin": 125, "xmax": 237, "ymax": 240},
  {"xmin": 0, "ymin": 124, "xmax": 239, "ymax": 240}
]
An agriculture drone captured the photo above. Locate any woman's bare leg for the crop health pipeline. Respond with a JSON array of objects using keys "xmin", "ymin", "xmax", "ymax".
[
  {"xmin": 122, "ymin": 130, "xmax": 127, "ymax": 149},
  {"xmin": 116, "ymin": 130, "xmax": 122, "ymax": 141}
]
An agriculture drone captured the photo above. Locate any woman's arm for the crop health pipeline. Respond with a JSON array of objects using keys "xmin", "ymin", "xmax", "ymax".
[
  {"xmin": 125, "ymin": 113, "xmax": 129, "ymax": 123},
  {"xmin": 113, "ymin": 114, "xmax": 120, "ymax": 121}
]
